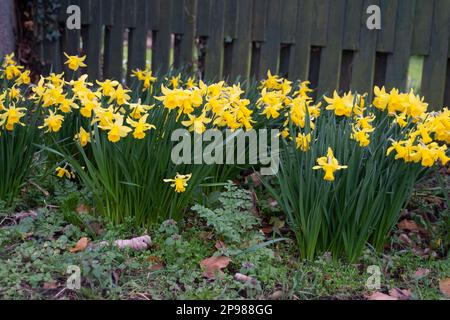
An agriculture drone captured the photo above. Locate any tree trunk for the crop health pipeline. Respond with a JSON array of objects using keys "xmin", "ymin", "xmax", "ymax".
[{"xmin": 0, "ymin": 0, "xmax": 16, "ymax": 58}]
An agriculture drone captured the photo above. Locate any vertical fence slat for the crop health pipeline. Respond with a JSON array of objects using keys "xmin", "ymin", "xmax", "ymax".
[
  {"xmin": 80, "ymin": 0, "xmax": 91, "ymax": 24},
  {"xmin": 376, "ymin": 0, "xmax": 398, "ymax": 53},
  {"xmin": 83, "ymin": 0, "xmax": 102, "ymax": 80},
  {"xmin": 310, "ymin": 0, "xmax": 329, "ymax": 47},
  {"xmin": 258, "ymin": 0, "xmax": 282, "ymax": 78},
  {"xmin": 123, "ymin": 0, "xmax": 137, "ymax": 28},
  {"xmin": 444, "ymin": 59, "xmax": 450, "ymax": 106},
  {"xmin": 152, "ymin": 0, "xmax": 173, "ymax": 73},
  {"xmin": 128, "ymin": 0, "xmax": 148, "ymax": 80},
  {"xmin": 224, "ymin": 0, "xmax": 239, "ymax": 40},
  {"xmin": 104, "ymin": 0, "xmax": 124, "ymax": 80},
  {"xmin": 102, "ymin": 0, "xmax": 114, "ymax": 25},
  {"xmin": 172, "ymin": 0, "xmax": 185, "ymax": 34},
  {"xmin": 342, "ymin": 0, "xmax": 364, "ymax": 51},
  {"xmin": 42, "ymin": 0, "xmax": 450, "ymax": 106},
  {"xmin": 350, "ymin": 0, "xmax": 379, "ymax": 95},
  {"xmin": 421, "ymin": 0, "xmax": 450, "ymax": 109},
  {"xmin": 179, "ymin": 0, "xmax": 197, "ymax": 69},
  {"xmin": 204, "ymin": 0, "xmax": 225, "ymax": 80},
  {"xmin": 411, "ymin": 0, "xmax": 434, "ymax": 56},
  {"xmin": 251, "ymin": 0, "xmax": 267, "ymax": 42},
  {"xmin": 288, "ymin": 0, "xmax": 313, "ymax": 81},
  {"xmin": 384, "ymin": 0, "xmax": 416, "ymax": 91},
  {"xmin": 317, "ymin": 0, "xmax": 346, "ymax": 97},
  {"xmin": 196, "ymin": 0, "xmax": 212, "ymax": 37},
  {"xmin": 42, "ymin": 39, "xmax": 63, "ymax": 75},
  {"xmin": 280, "ymin": 0, "xmax": 298, "ymax": 44},
  {"xmin": 58, "ymin": 0, "xmax": 69, "ymax": 23},
  {"xmin": 148, "ymin": 0, "xmax": 160, "ymax": 31},
  {"xmin": 229, "ymin": 0, "xmax": 253, "ymax": 80}
]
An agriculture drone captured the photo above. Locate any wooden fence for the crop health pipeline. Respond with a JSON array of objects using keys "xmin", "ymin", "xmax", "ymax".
[{"xmin": 40, "ymin": 0, "xmax": 450, "ymax": 109}]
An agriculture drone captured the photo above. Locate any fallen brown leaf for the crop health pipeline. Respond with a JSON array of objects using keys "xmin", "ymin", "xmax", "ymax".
[
  {"xmin": 200, "ymin": 255, "xmax": 231, "ymax": 279},
  {"xmin": 368, "ymin": 288, "xmax": 412, "ymax": 300},
  {"xmin": 76, "ymin": 203, "xmax": 91, "ymax": 214},
  {"xmin": 115, "ymin": 235, "xmax": 151, "ymax": 250},
  {"xmin": 234, "ymin": 273, "xmax": 258, "ymax": 286},
  {"xmin": 261, "ymin": 225, "xmax": 273, "ymax": 234},
  {"xmin": 42, "ymin": 281, "xmax": 58, "ymax": 290},
  {"xmin": 146, "ymin": 255, "xmax": 163, "ymax": 263},
  {"xmin": 249, "ymin": 173, "xmax": 261, "ymax": 188},
  {"xmin": 367, "ymin": 292, "xmax": 397, "ymax": 300},
  {"xmin": 69, "ymin": 237, "xmax": 89, "ymax": 253},
  {"xmin": 270, "ymin": 290, "xmax": 283, "ymax": 300},
  {"xmin": 146, "ymin": 255, "xmax": 165, "ymax": 272},
  {"xmin": 15, "ymin": 210, "xmax": 37, "ymax": 222},
  {"xmin": 149, "ymin": 263, "xmax": 164, "ymax": 272},
  {"xmin": 398, "ymin": 219, "xmax": 419, "ymax": 232},
  {"xmin": 389, "ymin": 288, "xmax": 411, "ymax": 300},
  {"xmin": 439, "ymin": 278, "xmax": 450, "ymax": 297},
  {"xmin": 413, "ymin": 268, "xmax": 430, "ymax": 278},
  {"xmin": 112, "ymin": 269, "xmax": 121, "ymax": 285}
]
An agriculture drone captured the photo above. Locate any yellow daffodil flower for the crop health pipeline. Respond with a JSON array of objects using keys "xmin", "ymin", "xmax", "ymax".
[
  {"xmin": 63, "ymin": 52, "xmax": 87, "ymax": 71},
  {"xmin": 295, "ymin": 133, "xmax": 311, "ymax": 152},
  {"xmin": 98, "ymin": 115, "xmax": 132, "ymax": 143},
  {"xmin": 0, "ymin": 103, "xmax": 27, "ymax": 130},
  {"xmin": 55, "ymin": 166, "xmax": 75, "ymax": 179},
  {"xmin": 39, "ymin": 109, "xmax": 64, "ymax": 133},
  {"xmin": 126, "ymin": 114, "xmax": 156, "ymax": 139},
  {"xmin": 163, "ymin": 173, "xmax": 192, "ymax": 193},
  {"xmin": 324, "ymin": 91, "xmax": 355, "ymax": 117},
  {"xmin": 181, "ymin": 112, "xmax": 212, "ymax": 134},
  {"xmin": 75, "ymin": 127, "xmax": 91, "ymax": 147},
  {"xmin": 313, "ymin": 148, "xmax": 348, "ymax": 181}
]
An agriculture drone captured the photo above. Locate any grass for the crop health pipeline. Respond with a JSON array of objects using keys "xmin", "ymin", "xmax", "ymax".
[
  {"xmin": 407, "ymin": 56, "xmax": 424, "ymax": 93},
  {"xmin": 0, "ymin": 169, "xmax": 448, "ymax": 300}
]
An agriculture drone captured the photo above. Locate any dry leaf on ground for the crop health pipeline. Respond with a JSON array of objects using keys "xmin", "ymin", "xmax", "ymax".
[
  {"xmin": 200, "ymin": 255, "xmax": 231, "ymax": 279},
  {"xmin": 368, "ymin": 288, "xmax": 411, "ymax": 300},
  {"xmin": 439, "ymin": 278, "xmax": 450, "ymax": 297},
  {"xmin": 76, "ymin": 203, "xmax": 91, "ymax": 214},
  {"xmin": 42, "ymin": 281, "xmax": 58, "ymax": 290},
  {"xmin": 389, "ymin": 288, "xmax": 411, "ymax": 300},
  {"xmin": 413, "ymin": 268, "xmax": 430, "ymax": 278},
  {"xmin": 69, "ymin": 237, "xmax": 89, "ymax": 253},
  {"xmin": 397, "ymin": 219, "xmax": 419, "ymax": 232},
  {"xmin": 261, "ymin": 225, "xmax": 273, "ymax": 234},
  {"xmin": 270, "ymin": 290, "xmax": 283, "ymax": 300},
  {"xmin": 234, "ymin": 273, "xmax": 258, "ymax": 286},
  {"xmin": 14, "ymin": 210, "xmax": 37, "ymax": 221},
  {"xmin": 115, "ymin": 235, "xmax": 151, "ymax": 250},
  {"xmin": 367, "ymin": 292, "xmax": 397, "ymax": 300}
]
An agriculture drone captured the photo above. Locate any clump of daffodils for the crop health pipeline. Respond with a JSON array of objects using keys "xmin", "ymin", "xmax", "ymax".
[
  {"xmin": 1, "ymin": 53, "xmax": 449, "ymax": 194},
  {"xmin": 0, "ymin": 54, "xmax": 31, "ymax": 132},
  {"xmin": 1, "ymin": 52, "xmax": 449, "ymax": 258},
  {"xmin": 371, "ymin": 86, "xmax": 449, "ymax": 167}
]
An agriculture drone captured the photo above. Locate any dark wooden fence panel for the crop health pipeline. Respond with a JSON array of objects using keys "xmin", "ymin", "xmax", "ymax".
[
  {"xmin": 40, "ymin": 0, "xmax": 450, "ymax": 109},
  {"xmin": 421, "ymin": 0, "xmax": 450, "ymax": 109}
]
